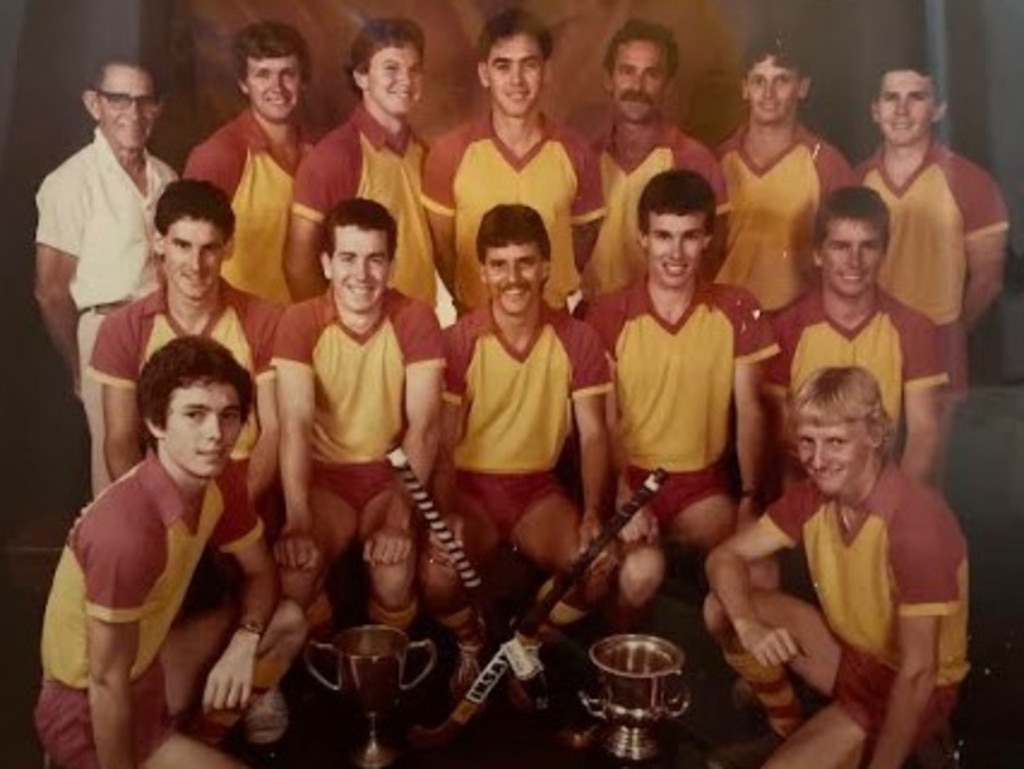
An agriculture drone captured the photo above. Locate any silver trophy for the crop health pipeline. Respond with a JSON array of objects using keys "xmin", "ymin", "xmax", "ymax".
[
  {"xmin": 306, "ymin": 624, "xmax": 437, "ymax": 768},
  {"xmin": 579, "ymin": 634, "xmax": 690, "ymax": 761}
]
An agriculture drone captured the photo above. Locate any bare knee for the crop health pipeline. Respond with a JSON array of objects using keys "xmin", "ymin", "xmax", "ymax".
[
  {"xmin": 618, "ymin": 547, "xmax": 665, "ymax": 608},
  {"xmin": 264, "ymin": 598, "xmax": 308, "ymax": 659},
  {"xmin": 702, "ymin": 591, "xmax": 734, "ymax": 644},
  {"xmin": 417, "ymin": 554, "xmax": 465, "ymax": 615}
]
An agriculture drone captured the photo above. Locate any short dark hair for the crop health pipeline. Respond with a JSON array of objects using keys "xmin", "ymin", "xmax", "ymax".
[
  {"xmin": 603, "ymin": 18, "xmax": 678, "ymax": 79},
  {"xmin": 233, "ymin": 21, "xmax": 311, "ymax": 84},
  {"xmin": 348, "ymin": 17, "xmax": 425, "ymax": 92},
  {"xmin": 637, "ymin": 170, "xmax": 716, "ymax": 234},
  {"xmin": 88, "ymin": 56, "xmax": 161, "ymax": 97},
  {"xmin": 138, "ymin": 337, "xmax": 253, "ymax": 448},
  {"xmin": 477, "ymin": 8, "xmax": 553, "ymax": 61},
  {"xmin": 813, "ymin": 186, "xmax": 891, "ymax": 251},
  {"xmin": 324, "ymin": 198, "xmax": 398, "ymax": 258},
  {"xmin": 874, "ymin": 57, "xmax": 942, "ymax": 101},
  {"xmin": 155, "ymin": 179, "xmax": 235, "ymax": 240},
  {"xmin": 743, "ymin": 32, "xmax": 805, "ymax": 75},
  {"xmin": 476, "ymin": 204, "xmax": 551, "ymax": 263}
]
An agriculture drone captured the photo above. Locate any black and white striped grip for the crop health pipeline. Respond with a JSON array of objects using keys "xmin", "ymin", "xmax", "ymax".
[{"xmin": 387, "ymin": 448, "xmax": 482, "ymax": 591}]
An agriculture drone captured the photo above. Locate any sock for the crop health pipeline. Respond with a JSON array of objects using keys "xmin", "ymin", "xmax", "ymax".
[
  {"xmin": 368, "ymin": 597, "xmax": 418, "ymax": 631},
  {"xmin": 724, "ymin": 650, "xmax": 802, "ymax": 737},
  {"xmin": 536, "ymin": 577, "xmax": 588, "ymax": 627}
]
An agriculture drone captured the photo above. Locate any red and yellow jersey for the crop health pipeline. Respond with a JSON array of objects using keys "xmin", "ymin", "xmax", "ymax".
[
  {"xmin": 586, "ymin": 281, "xmax": 777, "ymax": 471},
  {"xmin": 88, "ymin": 283, "xmax": 282, "ymax": 460},
  {"xmin": 272, "ymin": 289, "xmax": 444, "ymax": 464},
  {"xmin": 762, "ymin": 465, "xmax": 969, "ymax": 686},
  {"xmin": 184, "ymin": 110, "xmax": 311, "ymax": 304},
  {"xmin": 587, "ymin": 122, "xmax": 730, "ymax": 296},
  {"xmin": 422, "ymin": 115, "xmax": 605, "ymax": 310},
  {"xmin": 41, "ymin": 455, "xmax": 262, "ymax": 688},
  {"xmin": 716, "ymin": 125, "xmax": 853, "ymax": 310},
  {"xmin": 444, "ymin": 306, "xmax": 610, "ymax": 472},
  {"xmin": 292, "ymin": 106, "xmax": 436, "ymax": 306},
  {"xmin": 857, "ymin": 142, "xmax": 1009, "ymax": 324},
  {"xmin": 766, "ymin": 289, "xmax": 947, "ymax": 421}
]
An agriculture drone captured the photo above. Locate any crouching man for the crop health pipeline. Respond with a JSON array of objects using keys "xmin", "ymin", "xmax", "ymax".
[
  {"xmin": 704, "ymin": 366, "xmax": 967, "ymax": 769},
  {"xmin": 36, "ymin": 337, "xmax": 306, "ymax": 769}
]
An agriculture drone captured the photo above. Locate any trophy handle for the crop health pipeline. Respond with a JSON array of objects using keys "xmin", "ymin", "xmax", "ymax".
[
  {"xmin": 400, "ymin": 638, "xmax": 438, "ymax": 691},
  {"xmin": 303, "ymin": 639, "xmax": 343, "ymax": 692},
  {"xmin": 663, "ymin": 673, "xmax": 691, "ymax": 718},
  {"xmin": 578, "ymin": 690, "xmax": 607, "ymax": 720}
]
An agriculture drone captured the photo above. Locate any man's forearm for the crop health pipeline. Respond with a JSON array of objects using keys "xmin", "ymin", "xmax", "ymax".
[
  {"xmin": 572, "ymin": 220, "xmax": 601, "ymax": 275},
  {"xmin": 90, "ymin": 678, "xmax": 137, "ymax": 769},
  {"xmin": 247, "ymin": 429, "xmax": 279, "ymax": 503},
  {"xmin": 962, "ymin": 274, "xmax": 1002, "ymax": 330},
  {"xmin": 105, "ymin": 437, "xmax": 143, "ymax": 483},
  {"xmin": 736, "ymin": 396, "xmax": 767, "ymax": 497},
  {"xmin": 37, "ymin": 293, "xmax": 80, "ymax": 384},
  {"xmin": 403, "ymin": 425, "xmax": 438, "ymax": 491},
  {"xmin": 867, "ymin": 670, "xmax": 936, "ymax": 769},
  {"xmin": 238, "ymin": 565, "xmax": 280, "ymax": 632},
  {"xmin": 705, "ymin": 547, "xmax": 758, "ymax": 627},
  {"xmin": 280, "ymin": 422, "xmax": 313, "ymax": 529},
  {"xmin": 579, "ymin": 429, "xmax": 610, "ymax": 517}
]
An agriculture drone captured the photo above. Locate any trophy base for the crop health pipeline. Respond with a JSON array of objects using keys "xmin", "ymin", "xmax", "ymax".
[
  {"xmin": 600, "ymin": 724, "xmax": 661, "ymax": 762},
  {"xmin": 350, "ymin": 737, "xmax": 401, "ymax": 769}
]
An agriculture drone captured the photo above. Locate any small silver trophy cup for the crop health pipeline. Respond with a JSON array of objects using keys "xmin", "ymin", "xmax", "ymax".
[
  {"xmin": 580, "ymin": 634, "xmax": 690, "ymax": 761},
  {"xmin": 306, "ymin": 624, "xmax": 437, "ymax": 768}
]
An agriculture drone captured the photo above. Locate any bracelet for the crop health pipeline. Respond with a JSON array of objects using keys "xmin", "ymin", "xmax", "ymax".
[{"xmin": 238, "ymin": 618, "xmax": 264, "ymax": 639}]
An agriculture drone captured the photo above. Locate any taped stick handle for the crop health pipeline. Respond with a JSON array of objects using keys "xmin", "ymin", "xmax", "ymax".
[
  {"xmin": 517, "ymin": 468, "xmax": 667, "ymax": 636},
  {"xmin": 387, "ymin": 448, "xmax": 483, "ymax": 592}
]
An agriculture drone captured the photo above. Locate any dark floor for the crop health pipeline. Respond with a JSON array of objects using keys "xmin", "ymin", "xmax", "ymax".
[{"xmin": 5, "ymin": 387, "xmax": 1024, "ymax": 769}]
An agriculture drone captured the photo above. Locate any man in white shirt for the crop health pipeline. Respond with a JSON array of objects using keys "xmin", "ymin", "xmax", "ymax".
[{"xmin": 34, "ymin": 57, "xmax": 177, "ymax": 493}]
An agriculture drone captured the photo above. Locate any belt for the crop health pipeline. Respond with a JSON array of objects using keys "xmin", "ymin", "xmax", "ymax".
[{"xmin": 79, "ymin": 300, "xmax": 130, "ymax": 316}]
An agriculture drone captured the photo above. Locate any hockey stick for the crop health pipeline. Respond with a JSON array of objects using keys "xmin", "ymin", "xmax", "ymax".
[
  {"xmin": 408, "ymin": 467, "xmax": 667, "ymax": 748},
  {"xmin": 387, "ymin": 447, "xmax": 482, "ymax": 592}
]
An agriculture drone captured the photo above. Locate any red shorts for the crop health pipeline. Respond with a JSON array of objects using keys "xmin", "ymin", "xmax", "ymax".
[
  {"xmin": 626, "ymin": 463, "xmax": 731, "ymax": 525},
  {"xmin": 936, "ymin": 321, "xmax": 968, "ymax": 393},
  {"xmin": 311, "ymin": 460, "xmax": 394, "ymax": 512},
  {"xmin": 457, "ymin": 470, "xmax": 568, "ymax": 539},
  {"xmin": 35, "ymin": 662, "xmax": 173, "ymax": 769},
  {"xmin": 833, "ymin": 644, "xmax": 959, "ymax": 745}
]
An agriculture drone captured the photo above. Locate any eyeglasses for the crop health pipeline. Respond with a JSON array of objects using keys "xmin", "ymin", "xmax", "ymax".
[{"xmin": 94, "ymin": 89, "xmax": 160, "ymax": 113}]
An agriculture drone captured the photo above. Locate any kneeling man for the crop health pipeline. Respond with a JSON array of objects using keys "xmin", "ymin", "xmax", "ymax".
[
  {"xmin": 704, "ymin": 366, "xmax": 968, "ymax": 769},
  {"xmin": 36, "ymin": 337, "xmax": 306, "ymax": 769}
]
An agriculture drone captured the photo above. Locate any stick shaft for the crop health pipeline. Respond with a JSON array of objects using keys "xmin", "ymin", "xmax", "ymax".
[{"xmin": 387, "ymin": 448, "xmax": 482, "ymax": 591}]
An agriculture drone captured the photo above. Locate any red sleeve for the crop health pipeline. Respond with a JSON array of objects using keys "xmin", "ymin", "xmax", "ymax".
[
  {"xmin": 944, "ymin": 153, "xmax": 1009, "ymax": 236},
  {"xmin": 210, "ymin": 460, "xmax": 262, "ymax": 551},
  {"xmin": 764, "ymin": 307, "xmax": 798, "ymax": 388},
  {"xmin": 390, "ymin": 294, "xmax": 444, "ymax": 365},
  {"xmin": 559, "ymin": 129, "xmax": 604, "ymax": 222},
  {"xmin": 272, "ymin": 299, "xmax": 322, "ymax": 365},
  {"xmin": 887, "ymin": 489, "xmax": 965, "ymax": 607},
  {"xmin": 672, "ymin": 137, "xmax": 729, "ymax": 207},
  {"xmin": 89, "ymin": 304, "xmax": 146, "ymax": 382},
  {"xmin": 581, "ymin": 292, "xmax": 627, "ymax": 359},
  {"xmin": 240, "ymin": 296, "xmax": 285, "ymax": 375},
  {"xmin": 72, "ymin": 499, "xmax": 167, "ymax": 616},
  {"xmin": 442, "ymin": 317, "xmax": 479, "ymax": 399},
  {"xmin": 292, "ymin": 127, "xmax": 362, "ymax": 222},
  {"xmin": 714, "ymin": 286, "xmax": 778, "ymax": 360},
  {"xmin": 183, "ymin": 130, "xmax": 246, "ymax": 198},
  {"xmin": 888, "ymin": 299, "xmax": 946, "ymax": 385},
  {"xmin": 765, "ymin": 481, "xmax": 821, "ymax": 542},
  {"xmin": 814, "ymin": 141, "xmax": 855, "ymax": 193},
  {"xmin": 553, "ymin": 315, "xmax": 612, "ymax": 395},
  {"xmin": 421, "ymin": 127, "xmax": 469, "ymax": 214}
]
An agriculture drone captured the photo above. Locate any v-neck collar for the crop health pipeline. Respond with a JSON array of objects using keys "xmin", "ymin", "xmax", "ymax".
[
  {"xmin": 482, "ymin": 112, "xmax": 553, "ymax": 172},
  {"xmin": 868, "ymin": 140, "xmax": 943, "ymax": 199}
]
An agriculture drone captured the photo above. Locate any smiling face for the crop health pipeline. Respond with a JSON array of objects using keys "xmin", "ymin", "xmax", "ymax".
[
  {"xmin": 84, "ymin": 63, "xmax": 160, "ymax": 155},
  {"xmin": 355, "ymin": 44, "xmax": 423, "ymax": 131},
  {"xmin": 479, "ymin": 33, "xmax": 546, "ymax": 120},
  {"xmin": 322, "ymin": 225, "xmax": 392, "ymax": 327},
  {"xmin": 815, "ymin": 218, "xmax": 885, "ymax": 303},
  {"xmin": 156, "ymin": 217, "xmax": 227, "ymax": 304},
  {"xmin": 239, "ymin": 54, "xmax": 303, "ymax": 126},
  {"xmin": 608, "ymin": 39, "xmax": 669, "ymax": 124},
  {"xmin": 872, "ymin": 69, "xmax": 944, "ymax": 150},
  {"xmin": 148, "ymin": 382, "xmax": 243, "ymax": 488},
  {"xmin": 640, "ymin": 211, "xmax": 711, "ymax": 293},
  {"xmin": 742, "ymin": 56, "xmax": 809, "ymax": 128},
  {"xmin": 795, "ymin": 417, "xmax": 882, "ymax": 504},
  {"xmin": 480, "ymin": 241, "xmax": 549, "ymax": 319}
]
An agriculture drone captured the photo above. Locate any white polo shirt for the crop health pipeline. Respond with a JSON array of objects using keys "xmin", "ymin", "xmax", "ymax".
[{"xmin": 35, "ymin": 128, "xmax": 177, "ymax": 310}]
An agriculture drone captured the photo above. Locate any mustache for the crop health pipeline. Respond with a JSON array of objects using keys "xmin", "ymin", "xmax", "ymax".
[{"xmin": 619, "ymin": 90, "xmax": 655, "ymax": 105}]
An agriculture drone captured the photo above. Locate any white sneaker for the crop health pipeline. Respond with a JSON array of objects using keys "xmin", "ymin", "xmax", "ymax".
[{"xmin": 243, "ymin": 686, "xmax": 289, "ymax": 745}]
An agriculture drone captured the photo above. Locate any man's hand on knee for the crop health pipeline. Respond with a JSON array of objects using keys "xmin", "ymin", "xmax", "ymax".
[
  {"xmin": 203, "ymin": 629, "xmax": 260, "ymax": 711},
  {"xmin": 735, "ymin": 616, "xmax": 801, "ymax": 667},
  {"xmin": 364, "ymin": 527, "xmax": 413, "ymax": 566},
  {"xmin": 273, "ymin": 530, "xmax": 321, "ymax": 571}
]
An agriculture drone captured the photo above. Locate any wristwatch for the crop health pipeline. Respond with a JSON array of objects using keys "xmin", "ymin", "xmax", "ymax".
[{"xmin": 238, "ymin": 617, "xmax": 265, "ymax": 639}]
